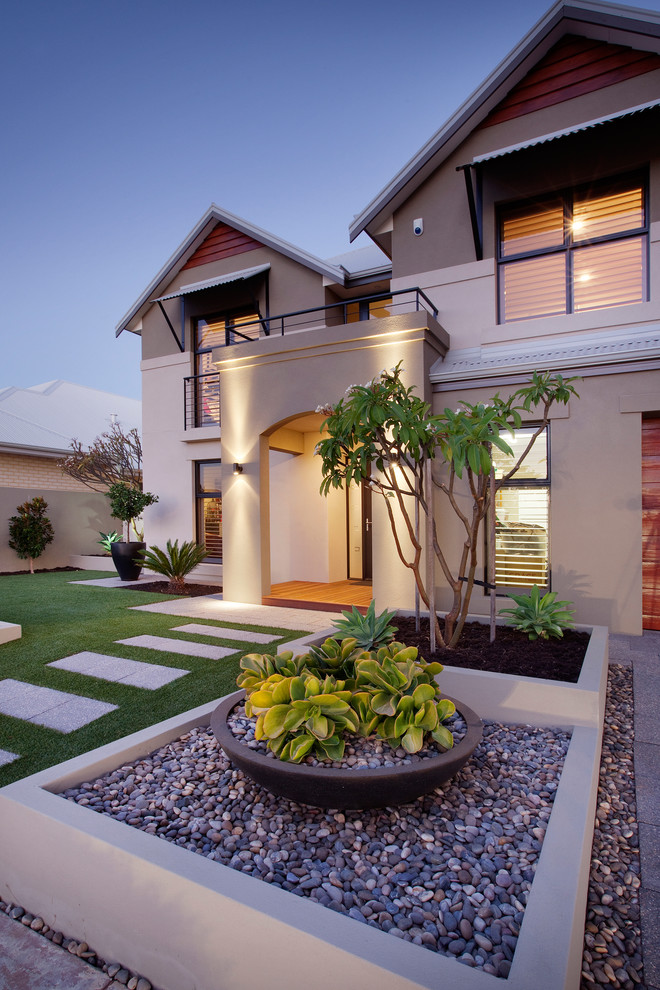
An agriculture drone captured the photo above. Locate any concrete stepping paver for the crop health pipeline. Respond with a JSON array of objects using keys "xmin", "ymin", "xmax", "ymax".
[
  {"xmin": 0, "ymin": 680, "xmax": 117, "ymax": 733},
  {"xmin": 0, "ymin": 748, "xmax": 19, "ymax": 767},
  {"xmin": 115, "ymin": 635, "xmax": 235, "ymax": 660},
  {"xmin": 48, "ymin": 652, "xmax": 189, "ymax": 690},
  {"xmin": 170, "ymin": 623, "xmax": 279, "ymax": 644},
  {"xmin": 130, "ymin": 596, "xmax": 336, "ymax": 632}
]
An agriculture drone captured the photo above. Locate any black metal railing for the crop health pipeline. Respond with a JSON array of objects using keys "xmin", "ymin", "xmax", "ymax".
[
  {"xmin": 224, "ymin": 287, "xmax": 438, "ymax": 344},
  {"xmin": 183, "ymin": 288, "xmax": 439, "ymax": 428},
  {"xmin": 184, "ymin": 372, "xmax": 220, "ymax": 430}
]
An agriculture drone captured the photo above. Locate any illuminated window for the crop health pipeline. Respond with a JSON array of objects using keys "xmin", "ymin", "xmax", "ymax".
[
  {"xmin": 345, "ymin": 297, "xmax": 393, "ymax": 322},
  {"xmin": 196, "ymin": 461, "xmax": 222, "ymax": 561},
  {"xmin": 489, "ymin": 427, "xmax": 549, "ymax": 589},
  {"xmin": 498, "ymin": 175, "xmax": 647, "ymax": 322},
  {"xmin": 192, "ymin": 309, "xmax": 259, "ymax": 426}
]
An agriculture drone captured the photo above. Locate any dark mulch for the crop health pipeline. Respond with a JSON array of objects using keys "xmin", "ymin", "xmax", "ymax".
[
  {"xmin": 394, "ymin": 616, "xmax": 588, "ymax": 682},
  {"xmin": 123, "ymin": 581, "xmax": 223, "ymax": 597},
  {"xmin": 0, "ymin": 566, "xmax": 80, "ymax": 576}
]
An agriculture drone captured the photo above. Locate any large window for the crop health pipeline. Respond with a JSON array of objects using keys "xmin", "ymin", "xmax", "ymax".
[
  {"xmin": 490, "ymin": 427, "xmax": 549, "ymax": 589},
  {"xmin": 196, "ymin": 461, "xmax": 222, "ymax": 561},
  {"xmin": 498, "ymin": 174, "xmax": 647, "ymax": 323}
]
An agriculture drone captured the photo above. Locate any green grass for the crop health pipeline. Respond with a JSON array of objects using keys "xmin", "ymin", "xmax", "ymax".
[{"xmin": 0, "ymin": 570, "xmax": 311, "ymax": 787}]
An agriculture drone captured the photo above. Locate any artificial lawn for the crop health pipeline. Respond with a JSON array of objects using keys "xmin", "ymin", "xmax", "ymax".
[{"xmin": 0, "ymin": 570, "xmax": 311, "ymax": 787}]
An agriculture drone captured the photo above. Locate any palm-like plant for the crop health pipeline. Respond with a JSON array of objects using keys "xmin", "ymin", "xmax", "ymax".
[{"xmin": 138, "ymin": 539, "xmax": 208, "ymax": 594}]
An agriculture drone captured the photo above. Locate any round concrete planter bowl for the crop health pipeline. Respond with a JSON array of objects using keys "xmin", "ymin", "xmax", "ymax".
[{"xmin": 210, "ymin": 690, "xmax": 483, "ymax": 810}]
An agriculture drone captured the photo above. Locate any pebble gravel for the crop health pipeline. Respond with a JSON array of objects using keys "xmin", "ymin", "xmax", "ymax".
[
  {"xmin": 581, "ymin": 664, "xmax": 643, "ymax": 989},
  {"xmin": 0, "ymin": 666, "xmax": 642, "ymax": 988},
  {"xmin": 62, "ymin": 719, "xmax": 571, "ymax": 980}
]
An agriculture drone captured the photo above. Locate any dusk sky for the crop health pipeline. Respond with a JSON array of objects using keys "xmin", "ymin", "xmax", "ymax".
[{"xmin": 3, "ymin": 0, "xmax": 660, "ymax": 401}]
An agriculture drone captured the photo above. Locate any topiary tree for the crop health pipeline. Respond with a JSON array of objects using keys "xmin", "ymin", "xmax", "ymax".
[
  {"xmin": 316, "ymin": 364, "xmax": 579, "ymax": 650},
  {"xmin": 8, "ymin": 497, "xmax": 55, "ymax": 573},
  {"xmin": 106, "ymin": 482, "xmax": 158, "ymax": 542}
]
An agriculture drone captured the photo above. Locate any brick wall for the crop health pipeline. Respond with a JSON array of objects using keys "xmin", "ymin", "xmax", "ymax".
[{"xmin": 0, "ymin": 453, "xmax": 98, "ymax": 493}]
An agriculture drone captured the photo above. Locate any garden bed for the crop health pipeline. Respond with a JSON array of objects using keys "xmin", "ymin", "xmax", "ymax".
[
  {"xmin": 0, "ymin": 630, "xmax": 608, "ymax": 990},
  {"xmin": 394, "ymin": 617, "xmax": 588, "ymax": 682}
]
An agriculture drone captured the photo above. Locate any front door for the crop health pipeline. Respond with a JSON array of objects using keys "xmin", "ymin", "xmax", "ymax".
[{"xmin": 642, "ymin": 417, "xmax": 660, "ymax": 629}]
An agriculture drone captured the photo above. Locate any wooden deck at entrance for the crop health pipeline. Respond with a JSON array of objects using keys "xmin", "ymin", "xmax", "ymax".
[{"xmin": 263, "ymin": 579, "xmax": 372, "ymax": 614}]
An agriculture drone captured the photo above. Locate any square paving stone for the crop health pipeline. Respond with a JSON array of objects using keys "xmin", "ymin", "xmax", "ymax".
[
  {"xmin": 116, "ymin": 635, "xmax": 234, "ymax": 660},
  {"xmin": 48, "ymin": 652, "xmax": 189, "ymax": 690},
  {"xmin": 0, "ymin": 748, "xmax": 19, "ymax": 767},
  {"xmin": 641, "ymin": 888, "xmax": 660, "ymax": 988},
  {"xmin": 639, "ymin": 823, "xmax": 660, "ymax": 892},
  {"xmin": 170, "ymin": 623, "xmax": 279, "ymax": 644},
  {"xmin": 0, "ymin": 680, "xmax": 117, "ymax": 733}
]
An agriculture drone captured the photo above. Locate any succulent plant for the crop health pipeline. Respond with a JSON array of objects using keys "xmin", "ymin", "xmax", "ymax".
[
  {"xmin": 234, "ymin": 638, "xmax": 455, "ymax": 763},
  {"xmin": 236, "ymin": 650, "xmax": 310, "ymax": 696},
  {"xmin": 245, "ymin": 671, "xmax": 359, "ymax": 763},
  {"xmin": 499, "ymin": 585, "xmax": 575, "ymax": 641},
  {"xmin": 331, "ymin": 600, "xmax": 398, "ymax": 651},
  {"xmin": 353, "ymin": 643, "xmax": 454, "ymax": 754}
]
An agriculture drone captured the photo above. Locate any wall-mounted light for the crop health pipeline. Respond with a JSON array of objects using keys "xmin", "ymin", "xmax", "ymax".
[{"xmin": 233, "ymin": 463, "xmax": 243, "ymax": 475}]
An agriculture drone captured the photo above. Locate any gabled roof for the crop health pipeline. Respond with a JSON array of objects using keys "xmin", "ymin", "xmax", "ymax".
[
  {"xmin": 349, "ymin": 0, "xmax": 660, "ymax": 245},
  {"xmin": 0, "ymin": 381, "xmax": 141, "ymax": 456},
  {"xmin": 116, "ymin": 205, "xmax": 348, "ymax": 336}
]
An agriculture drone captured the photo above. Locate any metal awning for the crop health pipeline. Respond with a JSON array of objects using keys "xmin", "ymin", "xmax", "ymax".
[
  {"xmin": 456, "ymin": 98, "xmax": 660, "ymax": 262},
  {"xmin": 152, "ymin": 263, "xmax": 270, "ymax": 303},
  {"xmin": 470, "ymin": 98, "xmax": 660, "ymax": 166}
]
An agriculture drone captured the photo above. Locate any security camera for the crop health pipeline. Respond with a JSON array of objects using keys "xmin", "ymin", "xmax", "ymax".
[{"xmin": 413, "ymin": 218, "xmax": 424, "ymax": 236}]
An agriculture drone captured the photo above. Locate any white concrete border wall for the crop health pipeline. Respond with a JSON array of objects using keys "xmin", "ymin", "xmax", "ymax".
[
  {"xmin": 0, "ymin": 621, "xmax": 21, "ymax": 645},
  {"xmin": 0, "ymin": 626, "xmax": 608, "ymax": 990}
]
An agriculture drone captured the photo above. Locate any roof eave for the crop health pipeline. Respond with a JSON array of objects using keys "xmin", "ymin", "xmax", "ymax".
[
  {"xmin": 349, "ymin": 0, "xmax": 660, "ymax": 243},
  {"xmin": 116, "ymin": 205, "xmax": 346, "ymax": 337}
]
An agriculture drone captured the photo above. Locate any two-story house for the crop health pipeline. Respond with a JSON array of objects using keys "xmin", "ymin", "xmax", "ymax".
[{"xmin": 117, "ymin": 0, "xmax": 660, "ymax": 635}]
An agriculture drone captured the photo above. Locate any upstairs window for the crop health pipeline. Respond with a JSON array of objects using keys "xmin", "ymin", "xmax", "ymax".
[{"xmin": 498, "ymin": 174, "xmax": 647, "ymax": 323}]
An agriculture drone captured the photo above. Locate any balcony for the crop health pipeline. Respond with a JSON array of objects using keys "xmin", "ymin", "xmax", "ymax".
[
  {"xmin": 184, "ymin": 372, "xmax": 220, "ymax": 430},
  {"xmin": 183, "ymin": 288, "xmax": 438, "ymax": 429}
]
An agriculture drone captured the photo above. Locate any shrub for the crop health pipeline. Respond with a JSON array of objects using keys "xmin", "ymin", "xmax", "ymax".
[
  {"xmin": 138, "ymin": 539, "xmax": 208, "ymax": 593},
  {"xmin": 8, "ymin": 497, "xmax": 54, "ymax": 573},
  {"xmin": 499, "ymin": 585, "xmax": 575, "ymax": 641},
  {"xmin": 237, "ymin": 638, "xmax": 454, "ymax": 763}
]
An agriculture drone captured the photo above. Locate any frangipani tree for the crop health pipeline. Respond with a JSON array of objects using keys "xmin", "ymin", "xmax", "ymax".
[{"xmin": 316, "ymin": 364, "xmax": 578, "ymax": 649}]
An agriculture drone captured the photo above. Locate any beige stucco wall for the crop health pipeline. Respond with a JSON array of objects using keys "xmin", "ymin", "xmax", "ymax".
[
  {"xmin": 431, "ymin": 369, "xmax": 660, "ymax": 635},
  {"xmin": 0, "ymin": 487, "xmax": 115, "ymax": 572},
  {"xmin": 141, "ymin": 248, "xmax": 327, "ymax": 362},
  {"xmin": 391, "ymin": 70, "xmax": 660, "ymax": 351},
  {"xmin": 216, "ymin": 313, "xmax": 448, "ymax": 606},
  {"xmin": 140, "ymin": 351, "xmax": 220, "ymax": 551}
]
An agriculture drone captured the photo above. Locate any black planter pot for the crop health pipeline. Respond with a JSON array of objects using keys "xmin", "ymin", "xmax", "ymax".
[
  {"xmin": 210, "ymin": 690, "xmax": 483, "ymax": 810},
  {"xmin": 111, "ymin": 541, "xmax": 146, "ymax": 582}
]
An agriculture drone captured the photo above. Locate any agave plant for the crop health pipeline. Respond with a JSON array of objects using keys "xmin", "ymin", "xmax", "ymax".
[
  {"xmin": 97, "ymin": 530, "xmax": 121, "ymax": 554},
  {"xmin": 137, "ymin": 539, "xmax": 208, "ymax": 594},
  {"xmin": 499, "ymin": 585, "xmax": 575, "ymax": 641},
  {"xmin": 331, "ymin": 600, "xmax": 398, "ymax": 650}
]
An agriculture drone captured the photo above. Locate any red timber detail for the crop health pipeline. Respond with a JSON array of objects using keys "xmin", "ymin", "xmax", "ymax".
[
  {"xmin": 182, "ymin": 223, "xmax": 264, "ymax": 270},
  {"xmin": 642, "ymin": 418, "xmax": 660, "ymax": 631},
  {"xmin": 481, "ymin": 36, "xmax": 660, "ymax": 128}
]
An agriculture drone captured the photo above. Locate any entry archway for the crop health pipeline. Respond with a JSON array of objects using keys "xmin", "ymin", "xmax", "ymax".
[{"xmin": 264, "ymin": 410, "xmax": 372, "ymax": 610}]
